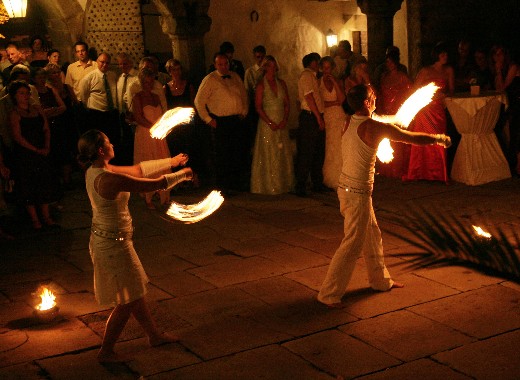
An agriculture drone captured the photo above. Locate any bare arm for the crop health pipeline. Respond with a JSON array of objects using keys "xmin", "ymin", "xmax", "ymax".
[
  {"xmin": 96, "ymin": 171, "xmax": 167, "ymax": 200},
  {"xmin": 107, "ymin": 153, "xmax": 189, "ymax": 177},
  {"xmin": 360, "ymin": 119, "xmax": 441, "ymax": 149}
]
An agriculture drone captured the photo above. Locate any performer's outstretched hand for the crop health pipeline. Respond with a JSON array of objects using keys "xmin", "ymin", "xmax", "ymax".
[
  {"xmin": 435, "ymin": 134, "xmax": 452, "ymax": 148},
  {"xmin": 171, "ymin": 153, "xmax": 189, "ymax": 167}
]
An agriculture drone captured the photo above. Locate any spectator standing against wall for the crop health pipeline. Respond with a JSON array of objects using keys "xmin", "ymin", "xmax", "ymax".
[{"xmin": 195, "ymin": 52, "xmax": 248, "ymax": 196}]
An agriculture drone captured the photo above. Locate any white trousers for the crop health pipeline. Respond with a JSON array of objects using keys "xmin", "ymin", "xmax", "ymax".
[{"xmin": 318, "ymin": 188, "xmax": 393, "ymax": 304}]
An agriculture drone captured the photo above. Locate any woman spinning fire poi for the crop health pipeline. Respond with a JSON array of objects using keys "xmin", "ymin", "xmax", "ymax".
[{"xmin": 77, "ymin": 129, "xmax": 192, "ymax": 363}]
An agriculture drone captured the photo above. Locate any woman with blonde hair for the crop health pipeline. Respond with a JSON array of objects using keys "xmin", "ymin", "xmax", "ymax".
[{"xmin": 250, "ymin": 55, "xmax": 294, "ymax": 194}]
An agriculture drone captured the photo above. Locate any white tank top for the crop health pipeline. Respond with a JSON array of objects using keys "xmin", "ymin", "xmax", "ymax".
[
  {"xmin": 338, "ymin": 115, "xmax": 377, "ymax": 191},
  {"xmin": 86, "ymin": 167, "xmax": 133, "ymax": 233}
]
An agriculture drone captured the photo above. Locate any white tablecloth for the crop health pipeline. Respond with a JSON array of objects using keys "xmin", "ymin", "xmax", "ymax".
[{"xmin": 446, "ymin": 92, "xmax": 511, "ymax": 185}]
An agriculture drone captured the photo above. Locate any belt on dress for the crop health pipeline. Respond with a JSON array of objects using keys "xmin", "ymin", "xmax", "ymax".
[
  {"xmin": 338, "ymin": 184, "xmax": 372, "ymax": 195},
  {"xmin": 91, "ymin": 226, "xmax": 133, "ymax": 241}
]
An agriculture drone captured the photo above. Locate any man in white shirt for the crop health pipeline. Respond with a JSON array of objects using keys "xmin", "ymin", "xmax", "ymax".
[
  {"xmin": 295, "ymin": 52, "xmax": 326, "ymax": 197},
  {"xmin": 78, "ymin": 53, "xmax": 119, "ymax": 156},
  {"xmin": 115, "ymin": 53, "xmax": 138, "ymax": 165},
  {"xmin": 244, "ymin": 45, "xmax": 266, "ymax": 101},
  {"xmin": 195, "ymin": 52, "xmax": 248, "ymax": 195}
]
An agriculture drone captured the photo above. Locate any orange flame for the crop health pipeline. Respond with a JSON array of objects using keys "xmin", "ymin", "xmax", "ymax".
[
  {"xmin": 472, "ymin": 225, "xmax": 492, "ymax": 239},
  {"xmin": 36, "ymin": 287, "xmax": 56, "ymax": 311},
  {"xmin": 166, "ymin": 190, "xmax": 224, "ymax": 224},
  {"xmin": 150, "ymin": 107, "xmax": 195, "ymax": 139}
]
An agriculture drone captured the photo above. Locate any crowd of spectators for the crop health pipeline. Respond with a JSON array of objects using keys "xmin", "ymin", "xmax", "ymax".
[{"xmin": 0, "ymin": 36, "xmax": 518, "ymax": 239}]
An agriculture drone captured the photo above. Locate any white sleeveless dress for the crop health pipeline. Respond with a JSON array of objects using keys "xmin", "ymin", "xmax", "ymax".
[
  {"xmin": 320, "ymin": 80, "xmax": 346, "ymax": 188},
  {"xmin": 86, "ymin": 167, "xmax": 148, "ymax": 306}
]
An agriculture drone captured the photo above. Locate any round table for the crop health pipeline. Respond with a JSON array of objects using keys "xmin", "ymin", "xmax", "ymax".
[{"xmin": 446, "ymin": 91, "xmax": 511, "ymax": 185}]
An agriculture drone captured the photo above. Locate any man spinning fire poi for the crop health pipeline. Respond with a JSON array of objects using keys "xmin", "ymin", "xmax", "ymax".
[{"xmin": 318, "ymin": 84, "xmax": 451, "ymax": 308}]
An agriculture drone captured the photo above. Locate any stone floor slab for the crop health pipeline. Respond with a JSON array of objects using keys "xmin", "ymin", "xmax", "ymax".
[
  {"xmin": 220, "ymin": 236, "xmax": 291, "ymax": 257},
  {"xmin": 37, "ymin": 348, "xmax": 136, "ymax": 380},
  {"xmin": 159, "ymin": 287, "xmax": 266, "ymax": 325},
  {"xmin": 283, "ymin": 330, "xmax": 401, "ymax": 379},
  {"xmin": 148, "ymin": 344, "xmax": 334, "ymax": 379},
  {"xmin": 356, "ymin": 358, "xmax": 472, "ymax": 379},
  {"xmin": 340, "ymin": 310, "xmax": 474, "ymax": 361},
  {"xmin": 408, "ymin": 284, "xmax": 520, "ymax": 339},
  {"xmin": 118, "ymin": 337, "xmax": 201, "ymax": 377},
  {"xmin": 187, "ymin": 256, "xmax": 286, "ymax": 287},
  {"xmin": 340, "ymin": 272, "xmax": 460, "ymax": 319},
  {"xmin": 260, "ymin": 246, "xmax": 330, "ymax": 272},
  {"xmin": 433, "ymin": 329, "xmax": 520, "ymax": 380},
  {"xmin": 0, "ymin": 362, "xmax": 48, "ymax": 379},
  {"xmin": 150, "ymin": 271, "xmax": 215, "ymax": 298},
  {"xmin": 55, "ymin": 292, "xmax": 110, "ymax": 317},
  {"xmin": 414, "ymin": 265, "xmax": 504, "ymax": 291},
  {"xmin": 177, "ymin": 315, "xmax": 292, "ymax": 360},
  {"xmin": 0, "ymin": 318, "xmax": 101, "ymax": 367}
]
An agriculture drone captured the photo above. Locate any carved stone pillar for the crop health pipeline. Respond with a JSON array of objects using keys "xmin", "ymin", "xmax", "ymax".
[
  {"xmin": 153, "ymin": 0, "xmax": 211, "ymax": 85},
  {"xmin": 357, "ymin": 0, "xmax": 403, "ymax": 74}
]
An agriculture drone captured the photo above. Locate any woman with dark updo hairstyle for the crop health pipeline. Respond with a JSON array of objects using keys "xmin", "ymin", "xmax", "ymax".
[{"xmin": 77, "ymin": 129, "xmax": 192, "ymax": 363}]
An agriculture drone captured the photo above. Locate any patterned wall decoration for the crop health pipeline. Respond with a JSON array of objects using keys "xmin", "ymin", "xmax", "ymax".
[{"xmin": 85, "ymin": 0, "xmax": 144, "ymax": 64}]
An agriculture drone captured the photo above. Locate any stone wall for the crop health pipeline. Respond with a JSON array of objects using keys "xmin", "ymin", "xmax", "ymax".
[{"xmin": 84, "ymin": 0, "xmax": 145, "ymax": 64}]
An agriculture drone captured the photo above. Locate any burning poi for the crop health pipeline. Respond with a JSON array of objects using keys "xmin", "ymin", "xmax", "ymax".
[
  {"xmin": 148, "ymin": 107, "xmax": 224, "ymax": 222},
  {"xmin": 149, "ymin": 107, "xmax": 195, "ymax": 139},
  {"xmin": 373, "ymin": 82, "xmax": 439, "ymax": 163},
  {"xmin": 472, "ymin": 225, "xmax": 492, "ymax": 239},
  {"xmin": 166, "ymin": 190, "xmax": 224, "ymax": 224}
]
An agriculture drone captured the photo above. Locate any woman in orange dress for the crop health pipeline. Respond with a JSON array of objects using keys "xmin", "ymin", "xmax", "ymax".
[{"xmin": 132, "ymin": 68, "xmax": 172, "ymax": 208}]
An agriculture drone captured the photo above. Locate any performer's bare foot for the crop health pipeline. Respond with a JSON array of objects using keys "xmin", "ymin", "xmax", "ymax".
[
  {"xmin": 391, "ymin": 281, "xmax": 405, "ymax": 289},
  {"xmin": 149, "ymin": 332, "xmax": 180, "ymax": 347},
  {"xmin": 97, "ymin": 349, "xmax": 131, "ymax": 363}
]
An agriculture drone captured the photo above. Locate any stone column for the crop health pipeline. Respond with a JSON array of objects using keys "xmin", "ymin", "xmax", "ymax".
[
  {"xmin": 357, "ymin": 0, "xmax": 403, "ymax": 74},
  {"xmin": 153, "ymin": 0, "xmax": 211, "ymax": 85}
]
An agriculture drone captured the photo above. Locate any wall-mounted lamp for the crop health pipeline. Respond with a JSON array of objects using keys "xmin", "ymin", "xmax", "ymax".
[
  {"xmin": 326, "ymin": 29, "xmax": 338, "ymax": 48},
  {"xmin": 2, "ymin": 0, "xmax": 27, "ymax": 18}
]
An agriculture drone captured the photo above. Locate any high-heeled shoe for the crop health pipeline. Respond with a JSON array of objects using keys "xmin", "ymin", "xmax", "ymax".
[
  {"xmin": 43, "ymin": 218, "xmax": 59, "ymax": 227},
  {"xmin": 32, "ymin": 219, "xmax": 42, "ymax": 230}
]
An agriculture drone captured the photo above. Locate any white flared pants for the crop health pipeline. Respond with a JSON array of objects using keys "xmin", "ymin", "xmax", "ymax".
[{"xmin": 318, "ymin": 187, "xmax": 393, "ymax": 304}]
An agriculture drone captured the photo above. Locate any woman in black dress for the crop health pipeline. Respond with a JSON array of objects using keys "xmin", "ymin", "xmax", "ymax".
[
  {"xmin": 9, "ymin": 80, "xmax": 59, "ymax": 230},
  {"xmin": 164, "ymin": 59, "xmax": 210, "ymax": 186}
]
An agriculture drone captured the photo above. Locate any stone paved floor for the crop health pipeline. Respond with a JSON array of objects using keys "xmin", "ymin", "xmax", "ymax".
[{"xmin": 1, "ymin": 175, "xmax": 519, "ymax": 379}]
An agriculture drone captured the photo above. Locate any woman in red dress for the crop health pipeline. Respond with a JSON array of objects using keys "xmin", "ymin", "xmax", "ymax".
[
  {"xmin": 404, "ymin": 42, "xmax": 454, "ymax": 182},
  {"xmin": 376, "ymin": 50, "xmax": 412, "ymax": 179}
]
